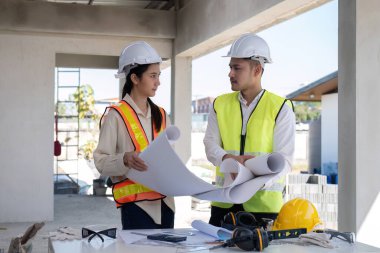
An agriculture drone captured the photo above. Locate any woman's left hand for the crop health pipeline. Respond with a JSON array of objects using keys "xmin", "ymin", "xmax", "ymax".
[{"xmin": 123, "ymin": 151, "xmax": 148, "ymax": 171}]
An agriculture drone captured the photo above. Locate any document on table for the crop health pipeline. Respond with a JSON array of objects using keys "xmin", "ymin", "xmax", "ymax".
[
  {"xmin": 127, "ymin": 126, "xmax": 286, "ymax": 203},
  {"xmin": 119, "ymin": 229, "xmax": 221, "ymax": 252}
]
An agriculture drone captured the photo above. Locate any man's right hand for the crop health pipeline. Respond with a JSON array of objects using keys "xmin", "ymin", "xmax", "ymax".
[
  {"xmin": 222, "ymin": 154, "xmax": 255, "ymax": 180},
  {"xmin": 222, "ymin": 154, "xmax": 255, "ymax": 164},
  {"xmin": 123, "ymin": 151, "xmax": 148, "ymax": 171}
]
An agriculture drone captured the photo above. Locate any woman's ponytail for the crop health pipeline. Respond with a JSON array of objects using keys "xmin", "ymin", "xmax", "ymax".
[{"xmin": 148, "ymin": 98, "xmax": 162, "ymax": 132}]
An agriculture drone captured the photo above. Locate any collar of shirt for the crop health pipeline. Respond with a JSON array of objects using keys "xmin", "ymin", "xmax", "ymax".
[
  {"xmin": 122, "ymin": 94, "xmax": 151, "ymax": 118},
  {"xmin": 238, "ymin": 89, "xmax": 264, "ymax": 109}
]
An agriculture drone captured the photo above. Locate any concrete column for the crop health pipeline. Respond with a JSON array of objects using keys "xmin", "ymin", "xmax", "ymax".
[
  {"xmin": 171, "ymin": 56, "xmax": 192, "ymax": 165},
  {"xmin": 321, "ymin": 94, "xmax": 338, "ymax": 165},
  {"xmin": 339, "ymin": 0, "xmax": 380, "ymax": 247}
]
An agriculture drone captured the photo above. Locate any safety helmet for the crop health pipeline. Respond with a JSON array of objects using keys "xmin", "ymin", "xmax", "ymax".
[
  {"xmin": 224, "ymin": 33, "xmax": 272, "ymax": 68},
  {"xmin": 115, "ymin": 41, "xmax": 162, "ymax": 78},
  {"xmin": 272, "ymin": 198, "xmax": 322, "ymax": 232}
]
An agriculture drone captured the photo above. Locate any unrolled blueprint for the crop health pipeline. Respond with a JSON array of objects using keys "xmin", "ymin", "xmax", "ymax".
[{"xmin": 127, "ymin": 126, "xmax": 286, "ymax": 204}]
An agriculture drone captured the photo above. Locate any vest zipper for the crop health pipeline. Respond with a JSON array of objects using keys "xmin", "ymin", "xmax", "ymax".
[{"xmin": 240, "ymin": 134, "xmax": 246, "ymax": 155}]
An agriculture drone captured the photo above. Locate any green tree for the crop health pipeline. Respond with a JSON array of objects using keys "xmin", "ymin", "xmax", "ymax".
[
  {"xmin": 293, "ymin": 101, "xmax": 321, "ymax": 123},
  {"xmin": 57, "ymin": 102, "xmax": 67, "ymax": 115},
  {"xmin": 70, "ymin": 84, "xmax": 98, "ymax": 120},
  {"xmin": 80, "ymin": 139, "xmax": 98, "ymax": 160},
  {"xmin": 70, "ymin": 84, "xmax": 100, "ymax": 160}
]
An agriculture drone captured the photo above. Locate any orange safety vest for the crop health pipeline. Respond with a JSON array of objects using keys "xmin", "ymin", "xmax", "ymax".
[{"xmin": 101, "ymin": 100, "xmax": 167, "ymax": 208}]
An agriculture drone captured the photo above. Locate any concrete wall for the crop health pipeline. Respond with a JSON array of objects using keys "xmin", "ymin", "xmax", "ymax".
[
  {"xmin": 321, "ymin": 93, "xmax": 338, "ymax": 165},
  {"xmin": 355, "ymin": 0, "xmax": 380, "ymax": 247},
  {"xmin": 0, "ymin": 33, "xmax": 171, "ymax": 222},
  {"xmin": 339, "ymin": 0, "xmax": 380, "ymax": 248}
]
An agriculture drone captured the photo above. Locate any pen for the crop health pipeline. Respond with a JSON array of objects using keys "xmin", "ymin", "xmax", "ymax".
[{"xmin": 130, "ymin": 232, "xmax": 149, "ymax": 236}]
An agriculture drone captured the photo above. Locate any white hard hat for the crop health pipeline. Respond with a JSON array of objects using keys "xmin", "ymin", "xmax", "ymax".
[
  {"xmin": 224, "ymin": 33, "xmax": 272, "ymax": 68},
  {"xmin": 115, "ymin": 41, "xmax": 162, "ymax": 78}
]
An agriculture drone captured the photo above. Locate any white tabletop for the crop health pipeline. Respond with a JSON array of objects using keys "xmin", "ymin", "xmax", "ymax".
[{"xmin": 49, "ymin": 228, "xmax": 380, "ymax": 253}]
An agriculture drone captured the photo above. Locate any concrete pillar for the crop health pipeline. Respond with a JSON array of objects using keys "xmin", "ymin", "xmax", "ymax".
[
  {"xmin": 308, "ymin": 118, "xmax": 321, "ymax": 173},
  {"xmin": 339, "ymin": 0, "xmax": 380, "ymax": 247},
  {"xmin": 171, "ymin": 56, "xmax": 192, "ymax": 165}
]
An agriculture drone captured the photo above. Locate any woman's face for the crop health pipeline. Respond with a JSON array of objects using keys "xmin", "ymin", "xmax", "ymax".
[{"xmin": 133, "ymin": 63, "xmax": 161, "ymax": 97}]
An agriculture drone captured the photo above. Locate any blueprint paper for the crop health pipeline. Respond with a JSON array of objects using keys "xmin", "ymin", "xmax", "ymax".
[
  {"xmin": 191, "ymin": 220, "xmax": 232, "ymax": 240},
  {"xmin": 127, "ymin": 126, "xmax": 215, "ymax": 195},
  {"xmin": 245, "ymin": 152, "xmax": 285, "ymax": 175},
  {"xmin": 127, "ymin": 126, "xmax": 286, "ymax": 203}
]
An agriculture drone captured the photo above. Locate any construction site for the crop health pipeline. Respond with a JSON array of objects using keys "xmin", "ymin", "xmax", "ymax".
[{"xmin": 1, "ymin": 0, "xmax": 380, "ymax": 252}]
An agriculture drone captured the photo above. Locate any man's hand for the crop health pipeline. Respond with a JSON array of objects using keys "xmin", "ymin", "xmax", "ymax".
[
  {"xmin": 222, "ymin": 154, "xmax": 255, "ymax": 180},
  {"xmin": 123, "ymin": 151, "xmax": 147, "ymax": 171},
  {"xmin": 222, "ymin": 154, "xmax": 255, "ymax": 164}
]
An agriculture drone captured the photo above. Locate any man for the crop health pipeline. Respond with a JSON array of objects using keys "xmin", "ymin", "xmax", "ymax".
[{"xmin": 203, "ymin": 33, "xmax": 295, "ymax": 226}]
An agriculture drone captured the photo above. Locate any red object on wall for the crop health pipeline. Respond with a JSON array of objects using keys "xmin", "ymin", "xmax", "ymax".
[{"xmin": 54, "ymin": 114, "xmax": 61, "ymax": 156}]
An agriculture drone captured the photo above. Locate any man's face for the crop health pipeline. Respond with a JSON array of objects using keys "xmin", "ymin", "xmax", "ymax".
[{"xmin": 228, "ymin": 58, "xmax": 260, "ymax": 92}]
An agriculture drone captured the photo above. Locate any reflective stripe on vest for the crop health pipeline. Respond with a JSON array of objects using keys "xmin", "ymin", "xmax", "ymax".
[
  {"xmin": 212, "ymin": 90, "xmax": 292, "ymax": 213},
  {"xmin": 105, "ymin": 100, "xmax": 166, "ymax": 208}
]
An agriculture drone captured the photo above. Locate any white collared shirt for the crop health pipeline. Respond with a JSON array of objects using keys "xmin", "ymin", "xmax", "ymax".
[{"xmin": 203, "ymin": 90, "xmax": 295, "ymax": 187}]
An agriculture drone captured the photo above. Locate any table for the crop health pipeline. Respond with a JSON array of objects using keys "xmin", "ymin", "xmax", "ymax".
[{"xmin": 49, "ymin": 228, "xmax": 380, "ymax": 253}]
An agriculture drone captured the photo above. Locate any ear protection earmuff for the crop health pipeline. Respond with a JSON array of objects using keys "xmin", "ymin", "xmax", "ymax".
[
  {"xmin": 218, "ymin": 212, "xmax": 307, "ymax": 251},
  {"xmin": 223, "ymin": 227, "xmax": 269, "ymax": 251},
  {"xmin": 222, "ymin": 211, "xmax": 268, "ymax": 231}
]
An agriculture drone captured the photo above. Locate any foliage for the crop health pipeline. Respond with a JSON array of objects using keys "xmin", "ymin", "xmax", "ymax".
[
  {"xmin": 79, "ymin": 140, "xmax": 98, "ymax": 160},
  {"xmin": 57, "ymin": 103, "xmax": 67, "ymax": 115},
  {"xmin": 293, "ymin": 101, "xmax": 321, "ymax": 123},
  {"xmin": 56, "ymin": 83, "xmax": 102, "ymax": 160},
  {"xmin": 70, "ymin": 84, "xmax": 98, "ymax": 120}
]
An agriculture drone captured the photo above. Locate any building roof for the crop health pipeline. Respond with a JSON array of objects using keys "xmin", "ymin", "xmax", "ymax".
[{"xmin": 286, "ymin": 71, "xmax": 338, "ymax": 102}]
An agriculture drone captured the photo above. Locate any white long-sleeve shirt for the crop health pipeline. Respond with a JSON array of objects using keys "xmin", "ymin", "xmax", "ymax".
[
  {"xmin": 93, "ymin": 94, "xmax": 175, "ymax": 224},
  {"xmin": 203, "ymin": 90, "xmax": 295, "ymax": 188}
]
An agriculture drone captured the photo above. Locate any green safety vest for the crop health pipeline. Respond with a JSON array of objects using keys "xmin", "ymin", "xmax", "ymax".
[{"xmin": 212, "ymin": 90, "xmax": 293, "ymax": 213}]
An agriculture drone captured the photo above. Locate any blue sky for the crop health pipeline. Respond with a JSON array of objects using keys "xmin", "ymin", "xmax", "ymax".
[{"xmin": 79, "ymin": 0, "xmax": 337, "ymax": 113}]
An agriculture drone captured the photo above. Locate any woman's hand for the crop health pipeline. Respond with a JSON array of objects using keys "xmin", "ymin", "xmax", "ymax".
[{"xmin": 123, "ymin": 151, "xmax": 148, "ymax": 171}]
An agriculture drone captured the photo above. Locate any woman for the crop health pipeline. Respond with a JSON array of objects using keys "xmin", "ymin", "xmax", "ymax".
[{"xmin": 93, "ymin": 41, "xmax": 175, "ymax": 229}]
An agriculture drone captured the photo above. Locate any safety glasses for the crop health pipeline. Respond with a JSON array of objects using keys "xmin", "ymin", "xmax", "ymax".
[
  {"xmin": 314, "ymin": 229, "xmax": 355, "ymax": 244},
  {"xmin": 328, "ymin": 231, "xmax": 355, "ymax": 244},
  {"xmin": 82, "ymin": 227, "xmax": 117, "ymax": 243}
]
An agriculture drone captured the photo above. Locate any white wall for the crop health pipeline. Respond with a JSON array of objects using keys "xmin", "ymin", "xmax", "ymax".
[
  {"xmin": 339, "ymin": 0, "xmax": 380, "ymax": 248},
  {"xmin": 355, "ymin": 0, "xmax": 380, "ymax": 247},
  {"xmin": 0, "ymin": 32, "xmax": 171, "ymax": 222},
  {"xmin": 321, "ymin": 93, "xmax": 338, "ymax": 165}
]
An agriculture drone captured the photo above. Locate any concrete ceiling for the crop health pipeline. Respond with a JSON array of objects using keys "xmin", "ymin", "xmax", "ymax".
[
  {"xmin": 1, "ymin": 0, "xmax": 331, "ymax": 59},
  {"xmin": 27, "ymin": 0, "xmax": 188, "ymax": 10}
]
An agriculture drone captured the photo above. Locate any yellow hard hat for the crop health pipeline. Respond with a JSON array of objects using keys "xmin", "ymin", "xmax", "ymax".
[{"xmin": 272, "ymin": 198, "xmax": 322, "ymax": 232}]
